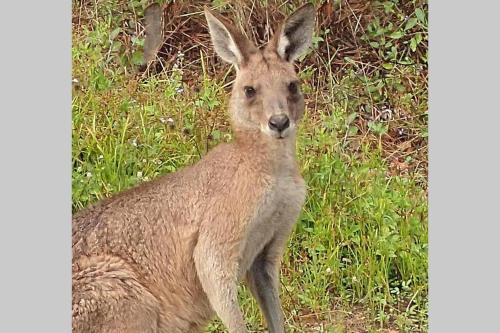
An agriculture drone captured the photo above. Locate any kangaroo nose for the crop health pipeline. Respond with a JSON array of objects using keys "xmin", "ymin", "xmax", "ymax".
[{"xmin": 268, "ymin": 114, "xmax": 290, "ymax": 132}]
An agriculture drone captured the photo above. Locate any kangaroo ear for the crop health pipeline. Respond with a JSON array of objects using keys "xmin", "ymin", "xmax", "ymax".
[
  {"xmin": 272, "ymin": 3, "xmax": 315, "ymax": 62},
  {"xmin": 204, "ymin": 7, "xmax": 257, "ymax": 68}
]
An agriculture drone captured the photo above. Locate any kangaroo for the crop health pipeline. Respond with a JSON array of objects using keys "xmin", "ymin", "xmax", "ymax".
[{"xmin": 72, "ymin": 4, "xmax": 315, "ymax": 333}]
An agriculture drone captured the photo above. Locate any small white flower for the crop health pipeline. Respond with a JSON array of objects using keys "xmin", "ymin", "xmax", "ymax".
[
  {"xmin": 325, "ymin": 267, "xmax": 332, "ymax": 274},
  {"xmin": 98, "ymin": 155, "xmax": 104, "ymax": 160},
  {"xmin": 86, "ymin": 172, "xmax": 92, "ymax": 178},
  {"xmin": 175, "ymin": 87, "xmax": 184, "ymax": 94},
  {"xmin": 137, "ymin": 171, "xmax": 143, "ymax": 178},
  {"xmin": 131, "ymin": 138, "xmax": 138, "ymax": 147}
]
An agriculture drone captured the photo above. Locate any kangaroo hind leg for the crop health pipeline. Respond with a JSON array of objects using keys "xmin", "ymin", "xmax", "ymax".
[{"xmin": 72, "ymin": 255, "xmax": 160, "ymax": 333}]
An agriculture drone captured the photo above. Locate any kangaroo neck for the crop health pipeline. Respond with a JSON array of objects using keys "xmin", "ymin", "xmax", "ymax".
[{"xmin": 232, "ymin": 128, "xmax": 298, "ymax": 173}]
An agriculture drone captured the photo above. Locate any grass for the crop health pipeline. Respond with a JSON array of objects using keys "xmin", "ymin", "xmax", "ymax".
[{"xmin": 72, "ymin": 1, "xmax": 428, "ymax": 332}]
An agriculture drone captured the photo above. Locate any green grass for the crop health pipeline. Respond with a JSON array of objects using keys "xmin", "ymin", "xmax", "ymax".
[{"xmin": 72, "ymin": 1, "xmax": 428, "ymax": 332}]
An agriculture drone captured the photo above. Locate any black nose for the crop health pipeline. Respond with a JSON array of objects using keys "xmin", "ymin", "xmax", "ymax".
[{"xmin": 268, "ymin": 114, "xmax": 290, "ymax": 132}]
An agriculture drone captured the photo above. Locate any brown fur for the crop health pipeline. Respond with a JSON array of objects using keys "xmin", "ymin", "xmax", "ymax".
[{"xmin": 72, "ymin": 4, "xmax": 315, "ymax": 333}]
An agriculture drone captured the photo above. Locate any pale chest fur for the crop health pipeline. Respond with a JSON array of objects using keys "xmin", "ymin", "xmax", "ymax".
[{"xmin": 238, "ymin": 173, "xmax": 307, "ymax": 277}]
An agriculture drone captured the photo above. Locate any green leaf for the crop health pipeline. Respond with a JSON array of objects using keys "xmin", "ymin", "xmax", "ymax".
[
  {"xmin": 404, "ymin": 18, "xmax": 418, "ymax": 31},
  {"xmin": 383, "ymin": 1, "xmax": 395, "ymax": 14},
  {"xmin": 348, "ymin": 125, "xmax": 359, "ymax": 136},
  {"xmin": 131, "ymin": 50, "xmax": 144, "ymax": 65},
  {"xmin": 415, "ymin": 32, "xmax": 423, "ymax": 45},
  {"xmin": 369, "ymin": 41, "xmax": 380, "ymax": 48},
  {"xmin": 312, "ymin": 35, "xmax": 324, "ymax": 46},
  {"xmin": 131, "ymin": 36, "xmax": 145, "ymax": 47},
  {"xmin": 389, "ymin": 30, "xmax": 404, "ymax": 39},
  {"xmin": 410, "ymin": 37, "xmax": 418, "ymax": 52},
  {"xmin": 415, "ymin": 8, "xmax": 426, "ymax": 24},
  {"xmin": 368, "ymin": 121, "xmax": 388, "ymax": 135},
  {"xmin": 315, "ymin": 243, "xmax": 326, "ymax": 252},
  {"xmin": 382, "ymin": 62, "xmax": 394, "ymax": 70}
]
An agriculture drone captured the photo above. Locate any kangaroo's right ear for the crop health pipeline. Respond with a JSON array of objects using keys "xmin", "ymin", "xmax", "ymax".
[
  {"xmin": 271, "ymin": 3, "xmax": 315, "ymax": 62},
  {"xmin": 204, "ymin": 7, "xmax": 257, "ymax": 68}
]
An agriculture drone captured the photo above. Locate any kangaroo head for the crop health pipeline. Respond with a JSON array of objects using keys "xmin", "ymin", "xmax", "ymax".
[{"xmin": 205, "ymin": 4, "xmax": 315, "ymax": 140}]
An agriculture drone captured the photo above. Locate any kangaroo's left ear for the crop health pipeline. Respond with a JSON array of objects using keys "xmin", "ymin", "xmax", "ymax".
[
  {"xmin": 270, "ymin": 3, "xmax": 316, "ymax": 62},
  {"xmin": 204, "ymin": 6, "xmax": 258, "ymax": 68}
]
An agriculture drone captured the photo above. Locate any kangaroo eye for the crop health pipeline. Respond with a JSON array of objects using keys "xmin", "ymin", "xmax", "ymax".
[
  {"xmin": 288, "ymin": 81, "xmax": 299, "ymax": 94},
  {"xmin": 244, "ymin": 86, "xmax": 256, "ymax": 98}
]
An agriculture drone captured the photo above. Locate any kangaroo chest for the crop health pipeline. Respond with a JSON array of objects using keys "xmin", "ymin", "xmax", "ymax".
[{"xmin": 238, "ymin": 175, "xmax": 306, "ymax": 277}]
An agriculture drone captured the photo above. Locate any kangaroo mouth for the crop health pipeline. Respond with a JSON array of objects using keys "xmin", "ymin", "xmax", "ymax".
[
  {"xmin": 262, "ymin": 124, "xmax": 292, "ymax": 139},
  {"xmin": 277, "ymin": 128, "xmax": 291, "ymax": 139},
  {"xmin": 274, "ymin": 129, "xmax": 291, "ymax": 139}
]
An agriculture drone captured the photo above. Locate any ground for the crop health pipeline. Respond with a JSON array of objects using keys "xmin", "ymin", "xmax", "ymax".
[{"xmin": 72, "ymin": 1, "xmax": 428, "ymax": 332}]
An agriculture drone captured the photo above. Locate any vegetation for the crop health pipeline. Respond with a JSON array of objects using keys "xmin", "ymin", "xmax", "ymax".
[{"xmin": 72, "ymin": 0, "xmax": 428, "ymax": 332}]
